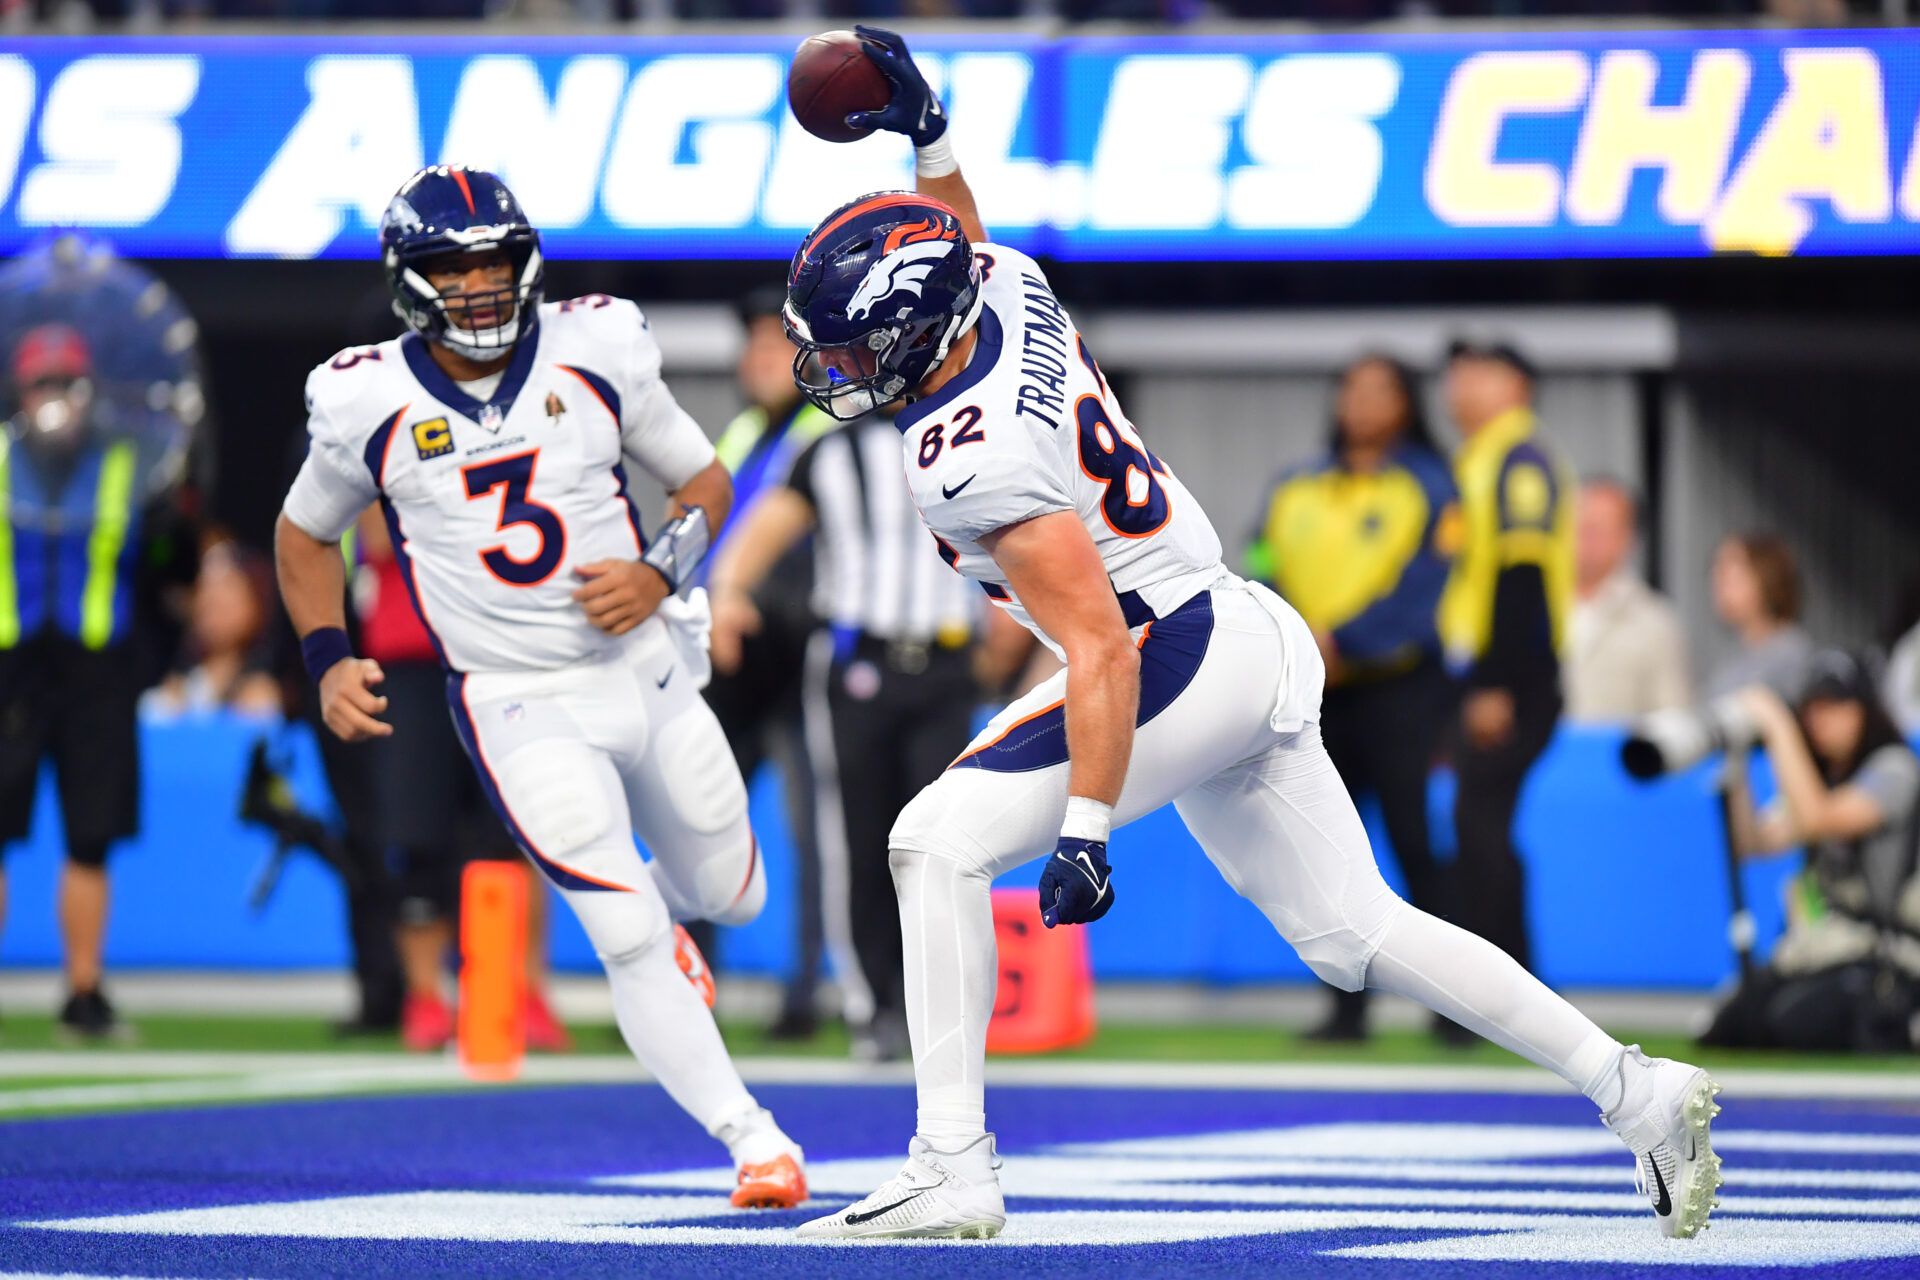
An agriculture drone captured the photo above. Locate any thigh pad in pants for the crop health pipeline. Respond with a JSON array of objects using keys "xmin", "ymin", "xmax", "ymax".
[
  {"xmin": 495, "ymin": 737, "xmax": 615, "ymax": 861},
  {"xmin": 651, "ymin": 706, "xmax": 749, "ymax": 837}
]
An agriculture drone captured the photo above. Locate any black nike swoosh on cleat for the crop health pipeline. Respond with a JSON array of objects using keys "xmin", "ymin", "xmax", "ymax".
[
  {"xmin": 846, "ymin": 1191, "xmax": 927, "ymax": 1225},
  {"xmin": 942, "ymin": 475, "xmax": 977, "ymax": 500},
  {"xmin": 1648, "ymin": 1159, "xmax": 1673, "ymax": 1216}
]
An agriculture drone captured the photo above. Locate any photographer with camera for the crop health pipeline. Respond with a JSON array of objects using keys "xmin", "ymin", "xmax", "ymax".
[{"xmin": 1633, "ymin": 652, "xmax": 1919, "ymax": 1052}]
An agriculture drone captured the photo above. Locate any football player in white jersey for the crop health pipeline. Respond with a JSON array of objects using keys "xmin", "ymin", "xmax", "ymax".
[
  {"xmin": 274, "ymin": 165, "xmax": 807, "ymax": 1209},
  {"xmin": 784, "ymin": 29, "xmax": 1722, "ymax": 1242}
]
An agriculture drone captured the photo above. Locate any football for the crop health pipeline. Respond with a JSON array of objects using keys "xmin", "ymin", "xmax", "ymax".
[{"xmin": 788, "ymin": 30, "xmax": 892, "ymax": 144}]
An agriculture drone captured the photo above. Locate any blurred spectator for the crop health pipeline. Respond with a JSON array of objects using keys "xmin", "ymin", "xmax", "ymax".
[
  {"xmin": 1764, "ymin": 0, "xmax": 1846, "ymax": 24},
  {"xmin": 1247, "ymin": 354, "xmax": 1458, "ymax": 1043},
  {"xmin": 351, "ymin": 508, "xmax": 571, "ymax": 1053},
  {"xmin": 1704, "ymin": 532, "xmax": 1812, "ymax": 703},
  {"xmin": 1879, "ymin": 570, "xmax": 1920, "ymax": 737},
  {"xmin": 1437, "ymin": 339, "xmax": 1573, "ymax": 996},
  {"xmin": 709, "ymin": 406, "xmax": 985, "ymax": 1064},
  {"xmin": 0, "ymin": 235, "xmax": 201, "ymax": 1041},
  {"xmin": 141, "ymin": 539, "xmax": 281, "ymax": 718},
  {"xmin": 1564, "ymin": 477, "xmax": 1689, "ymax": 722},
  {"xmin": 1703, "ymin": 651, "xmax": 1920, "ymax": 1052},
  {"xmin": 699, "ymin": 286, "xmax": 838, "ymax": 1040}
]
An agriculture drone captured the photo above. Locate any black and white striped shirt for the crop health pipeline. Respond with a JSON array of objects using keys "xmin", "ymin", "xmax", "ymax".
[{"xmin": 786, "ymin": 414, "xmax": 980, "ymax": 645}]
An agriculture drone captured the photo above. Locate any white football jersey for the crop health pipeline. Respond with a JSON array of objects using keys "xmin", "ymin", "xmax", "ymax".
[
  {"xmin": 899, "ymin": 244, "xmax": 1223, "ymax": 649},
  {"xmin": 283, "ymin": 295, "xmax": 716, "ymax": 674}
]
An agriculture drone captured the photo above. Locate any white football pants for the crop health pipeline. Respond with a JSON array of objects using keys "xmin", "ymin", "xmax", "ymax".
[
  {"xmin": 449, "ymin": 616, "xmax": 768, "ymax": 1141},
  {"xmin": 888, "ymin": 576, "xmax": 1624, "ymax": 1144}
]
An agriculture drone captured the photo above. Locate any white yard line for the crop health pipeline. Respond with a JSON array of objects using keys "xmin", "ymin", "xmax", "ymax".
[{"xmin": 0, "ymin": 1052, "xmax": 1915, "ymax": 1114}]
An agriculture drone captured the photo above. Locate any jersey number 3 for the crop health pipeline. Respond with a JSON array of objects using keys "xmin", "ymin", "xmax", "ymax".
[{"xmin": 463, "ymin": 450, "xmax": 566, "ymax": 586}]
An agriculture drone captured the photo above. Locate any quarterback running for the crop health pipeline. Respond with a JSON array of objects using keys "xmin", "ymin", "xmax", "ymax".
[
  {"xmin": 274, "ymin": 165, "xmax": 806, "ymax": 1209},
  {"xmin": 785, "ymin": 28, "xmax": 1721, "ymax": 1242}
]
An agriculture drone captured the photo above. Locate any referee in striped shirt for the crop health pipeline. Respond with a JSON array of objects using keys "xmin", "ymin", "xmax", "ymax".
[{"xmin": 709, "ymin": 410, "xmax": 1001, "ymax": 1062}]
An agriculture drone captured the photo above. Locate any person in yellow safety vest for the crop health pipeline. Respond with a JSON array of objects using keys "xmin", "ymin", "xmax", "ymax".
[
  {"xmin": 1438, "ymin": 339, "xmax": 1576, "ymax": 1000},
  {"xmin": 1246, "ymin": 353, "xmax": 1462, "ymax": 1044},
  {"xmin": 701, "ymin": 286, "xmax": 838, "ymax": 1041},
  {"xmin": 0, "ymin": 331, "xmax": 154, "ymax": 1040},
  {"xmin": 0, "ymin": 235, "xmax": 201, "ymax": 1043}
]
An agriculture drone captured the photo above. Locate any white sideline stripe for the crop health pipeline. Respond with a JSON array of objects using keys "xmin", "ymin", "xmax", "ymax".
[
  {"xmin": 25, "ymin": 1199, "xmax": 1920, "ymax": 1265},
  {"xmin": 1, "ymin": 1054, "xmax": 1918, "ymax": 1112},
  {"xmin": 1057, "ymin": 1125, "xmax": 1920, "ymax": 1159},
  {"xmin": 610, "ymin": 1162, "xmax": 1920, "ymax": 1217},
  {"xmin": 609, "ymin": 1156, "xmax": 1920, "ymax": 1194}
]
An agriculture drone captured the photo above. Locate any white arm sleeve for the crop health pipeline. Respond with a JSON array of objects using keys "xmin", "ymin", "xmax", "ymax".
[
  {"xmin": 283, "ymin": 442, "xmax": 376, "ymax": 542},
  {"xmin": 621, "ymin": 377, "xmax": 717, "ymax": 493}
]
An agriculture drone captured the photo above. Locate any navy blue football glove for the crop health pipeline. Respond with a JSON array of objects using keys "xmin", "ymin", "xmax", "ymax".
[
  {"xmin": 850, "ymin": 25, "xmax": 949, "ymax": 147},
  {"xmin": 1039, "ymin": 837, "xmax": 1114, "ymax": 929}
]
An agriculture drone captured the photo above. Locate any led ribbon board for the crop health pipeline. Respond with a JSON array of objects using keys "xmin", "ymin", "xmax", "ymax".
[{"xmin": 1, "ymin": 30, "xmax": 1916, "ymax": 260}]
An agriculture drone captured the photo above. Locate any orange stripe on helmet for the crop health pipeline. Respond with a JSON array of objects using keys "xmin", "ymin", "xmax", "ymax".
[
  {"xmin": 450, "ymin": 167, "xmax": 477, "ymax": 215},
  {"xmin": 799, "ymin": 193, "xmax": 956, "ymax": 267}
]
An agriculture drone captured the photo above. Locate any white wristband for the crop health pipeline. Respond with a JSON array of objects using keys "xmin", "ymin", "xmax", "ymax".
[
  {"xmin": 915, "ymin": 135, "xmax": 957, "ymax": 180},
  {"xmin": 1061, "ymin": 796, "xmax": 1113, "ymax": 844}
]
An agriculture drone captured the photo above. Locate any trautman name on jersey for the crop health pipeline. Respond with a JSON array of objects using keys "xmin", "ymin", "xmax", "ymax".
[
  {"xmin": 1008, "ymin": 267, "xmax": 1072, "ymax": 433},
  {"xmin": 897, "ymin": 244, "xmax": 1223, "ymax": 651}
]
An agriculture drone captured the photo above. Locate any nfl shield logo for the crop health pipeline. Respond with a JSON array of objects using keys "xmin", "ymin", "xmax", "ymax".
[{"xmin": 479, "ymin": 403, "xmax": 504, "ymax": 433}]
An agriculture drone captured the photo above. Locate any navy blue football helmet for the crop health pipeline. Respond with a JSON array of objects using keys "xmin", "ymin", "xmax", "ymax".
[
  {"xmin": 380, "ymin": 166, "xmax": 543, "ymax": 361},
  {"xmin": 784, "ymin": 192, "xmax": 981, "ymax": 420}
]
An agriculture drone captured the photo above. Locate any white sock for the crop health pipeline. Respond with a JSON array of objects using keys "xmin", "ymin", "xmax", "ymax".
[
  {"xmin": 1366, "ymin": 906, "xmax": 1625, "ymax": 1105},
  {"xmin": 643, "ymin": 862, "xmax": 695, "ymax": 924},
  {"xmin": 602, "ymin": 931, "xmax": 758, "ymax": 1145},
  {"xmin": 894, "ymin": 846, "xmax": 994, "ymax": 1149},
  {"xmin": 712, "ymin": 1103, "xmax": 798, "ymax": 1166},
  {"xmin": 1587, "ymin": 1048, "xmax": 1629, "ymax": 1116}
]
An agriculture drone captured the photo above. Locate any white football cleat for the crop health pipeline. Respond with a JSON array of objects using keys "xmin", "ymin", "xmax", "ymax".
[
  {"xmin": 796, "ymin": 1134, "xmax": 1005, "ymax": 1241},
  {"xmin": 1602, "ymin": 1045, "xmax": 1724, "ymax": 1238}
]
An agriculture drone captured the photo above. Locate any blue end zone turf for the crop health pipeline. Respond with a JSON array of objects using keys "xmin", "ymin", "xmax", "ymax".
[{"xmin": 4, "ymin": 1077, "xmax": 1920, "ymax": 1278}]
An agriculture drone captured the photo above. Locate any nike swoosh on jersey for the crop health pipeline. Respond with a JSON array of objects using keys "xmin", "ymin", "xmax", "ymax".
[
  {"xmin": 942, "ymin": 475, "xmax": 977, "ymax": 500},
  {"xmin": 655, "ymin": 670, "xmax": 672, "ymax": 689},
  {"xmin": 846, "ymin": 1191, "xmax": 927, "ymax": 1225}
]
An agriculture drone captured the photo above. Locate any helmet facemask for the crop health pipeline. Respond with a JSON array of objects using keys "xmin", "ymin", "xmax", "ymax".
[
  {"xmin": 389, "ymin": 235, "xmax": 544, "ymax": 363},
  {"xmin": 785, "ymin": 290, "xmax": 980, "ymax": 422}
]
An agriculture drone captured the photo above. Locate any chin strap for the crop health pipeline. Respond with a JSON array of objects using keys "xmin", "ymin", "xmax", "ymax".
[
  {"xmin": 938, "ymin": 288, "xmax": 985, "ymax": 364},
  {"xmin": 899, "ymin": 288, "xmax": 986, "ymax": 406},
  {"xmin": 641, "ymin": 505, "xmax": 711, "ymax": 593}
]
